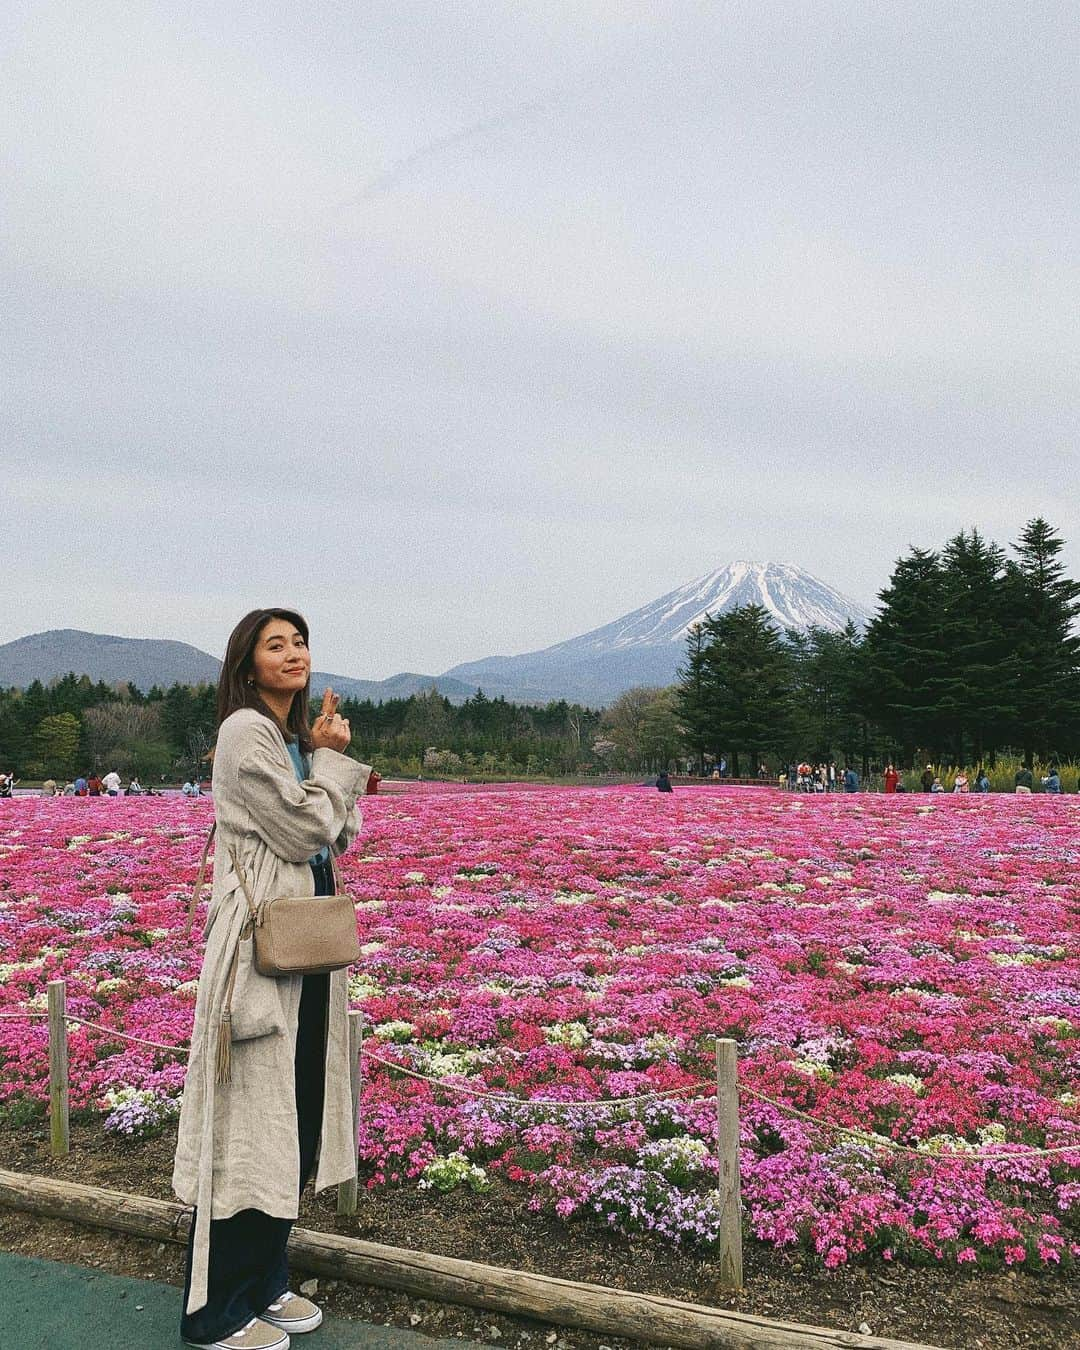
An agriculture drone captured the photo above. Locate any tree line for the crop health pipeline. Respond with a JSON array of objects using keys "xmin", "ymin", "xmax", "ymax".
[{"xmin": 0, "ymin": 676, "xmax": 605, "ymax": 782}]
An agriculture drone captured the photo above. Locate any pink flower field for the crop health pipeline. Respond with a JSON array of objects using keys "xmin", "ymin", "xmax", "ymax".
[{"xmin": 1, "ymin": 787, "xmax": 1077, "ymax": 1271}]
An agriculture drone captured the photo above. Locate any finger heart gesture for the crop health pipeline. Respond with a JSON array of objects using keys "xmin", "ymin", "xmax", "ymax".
[{"xmin": 314, "ymin": 687, "xmax": 350, "ymax": 750}]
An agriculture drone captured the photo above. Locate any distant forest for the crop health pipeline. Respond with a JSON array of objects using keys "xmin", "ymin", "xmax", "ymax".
[
  {"xmin": 0, "ymin": 676, "xmax": 605, "ymax": 783},
  {"xmin": 1, "ymin": 518, "xmax": 1076, "ymax": 782}
]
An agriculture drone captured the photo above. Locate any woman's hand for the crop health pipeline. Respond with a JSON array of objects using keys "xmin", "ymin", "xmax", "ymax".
[{"xmin": 311, "ymin": 687, "xmax": 351, "ymax": 752}]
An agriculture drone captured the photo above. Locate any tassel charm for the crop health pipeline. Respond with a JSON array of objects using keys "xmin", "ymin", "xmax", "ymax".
[
  {"xmin": 216, "ymin": 1013, "xmax": 232, "ymax": 1085},
  {"xmin": 216, "ymin": 933, "xmax": 242, "ymax": 1086}
]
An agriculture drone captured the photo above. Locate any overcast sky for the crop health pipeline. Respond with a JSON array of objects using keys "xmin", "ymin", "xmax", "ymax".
[{"xmin": 3, "ymin": 2, "xmax": 1078, "ymax": 679}]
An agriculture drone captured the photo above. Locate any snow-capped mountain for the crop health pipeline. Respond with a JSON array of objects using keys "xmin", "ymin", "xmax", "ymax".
[
  {"xmin": 544, "ymin": 562, "xmax": 873, "ymax": 655},
  {"xmin": 441, "ymin": 562, "xmax": 874, "ymax": 705}
]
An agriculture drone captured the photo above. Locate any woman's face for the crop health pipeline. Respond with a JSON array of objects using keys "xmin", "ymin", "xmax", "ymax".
[{"xmin": 250, "ymin": 619, "xmax": 310, "ymax": 699}]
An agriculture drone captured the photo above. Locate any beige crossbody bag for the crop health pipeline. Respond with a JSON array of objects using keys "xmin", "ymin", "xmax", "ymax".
[
  {"xmin": 185, "ymin": 823, "xmax": 361, "ymax": 977},
  {"xmin": 185, "ymin": 825, "xmax": 360, "ymax": 1084}
]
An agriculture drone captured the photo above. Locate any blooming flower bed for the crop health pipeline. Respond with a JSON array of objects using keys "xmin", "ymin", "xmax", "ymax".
[{"xmin": 1, "ymin": 788, "xmax": 1077, "ymax": 1270}]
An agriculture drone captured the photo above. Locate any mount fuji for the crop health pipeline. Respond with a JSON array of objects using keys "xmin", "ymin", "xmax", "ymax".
[{"xmin": 440, "ymin": 562, "xmax": 874, "ymax": 706}]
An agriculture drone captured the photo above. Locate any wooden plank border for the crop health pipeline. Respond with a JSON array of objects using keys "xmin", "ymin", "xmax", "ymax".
[{"xmin": 0, "ymin": 1169, "xmax": 941, "ymax": 1350}]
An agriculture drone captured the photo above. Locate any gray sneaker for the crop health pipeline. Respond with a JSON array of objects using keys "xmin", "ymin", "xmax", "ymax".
[
  {"xmin": 184, "ymin": 1316, "xmax": 290, "ymax": 1349},
  {"xmin": 259, "ymin": 1290, "xmax": 323, "ymax": 1334}
]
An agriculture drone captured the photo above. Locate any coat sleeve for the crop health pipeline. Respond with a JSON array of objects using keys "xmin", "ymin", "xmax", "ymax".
[{"xmin": 235, "ymin": 721, "xmax": 372, "ymax": 863}]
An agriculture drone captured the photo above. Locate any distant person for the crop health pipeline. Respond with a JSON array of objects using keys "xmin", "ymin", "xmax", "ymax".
[
  {"xmin": 182, "ymin": 779, "xmax": 199, "ymax": 797},
  {"xmin": 883, "ymin": 764, "xmax": 899, "ymax": 794},
  {"xmin": 920, "ymin": 765, "xmax": 935, "ymax": 793},
  {"xmin": 842, "ymin": 765, "xmax": 859, "ymax": 793},
  {"xmin": 656, "ymin": 771, "xmax": 673, "ymax": 792},
  {"xmin": 41, "ymin": 778, "xmax": 58, "ymax": 797},
  {"xmin": 87, "ymin": 773, "xmax": 104, "ymax": 797},
  {"xmin": 895, "ymin": 782, "xmax": 907, "ymax": 793},
  {"xmin": 1042, "ymin": 766, "xmax": 1061, "ymax": 794},
  {"xmin": 931, "ymin": 777, "xmax": 945, "ymax": 793},
  {"xmin": 0, "ymin": 772, "xmax": 13, "ymax": 798},
  {"xmin": 125, "ymin": 776, "xmax": 143, "ymax": 796},
  {"xmin": 102, "ymin": 769, "xmax": 122, "ymax": 797},
  {"xmin": 711, "ymin": 766, "xmax": 721, "ymax": 780},
  {"xmin": 1014, "ymin": 766, "xmax": 1034, "ymax": 795},
  {"xmin": 719, "ymin": 756, "xmax": 728, "ymax": 779},
  {"xmin": 953, "ymin": 772, "xmax": 970, "ymax": 793},
  {"xmin": 74, "ymin": 775, "xmax": 88, "ymax": 796},
  {"xmin": 975, "ymin": 768, "xmax": 990, "ymax": 793}
]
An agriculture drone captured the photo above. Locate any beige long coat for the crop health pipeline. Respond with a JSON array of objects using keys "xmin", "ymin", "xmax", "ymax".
[{"xmin": 172, "ymin": 708, "xmax": 371, "ymax": 1315}]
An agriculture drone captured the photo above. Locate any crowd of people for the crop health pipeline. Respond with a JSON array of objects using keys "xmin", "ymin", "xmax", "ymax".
[
  {"xmin": 779, "ymin": 761, "xmax": 1070, "ymax": 794},
  {"xmin": 782, "ymin": 761, "xmax": 861, "ymax": 792},
  {"xmin": 1, "ymin": 770, "xmax": 209, "ymax": 798},
  {"xmin": 2, "ymin": 762, "xmax": 1073, "ymax": 800}
]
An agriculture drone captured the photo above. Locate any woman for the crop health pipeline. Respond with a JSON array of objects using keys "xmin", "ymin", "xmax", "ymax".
[{"xmin": 173, "ymin": 609, "xmax": 372, "ymax": 1350}]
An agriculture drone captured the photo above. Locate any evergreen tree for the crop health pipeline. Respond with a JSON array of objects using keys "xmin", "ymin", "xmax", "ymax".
[
  {"xmin": 31, "ymin": 713, "xmax": 81, "ymax": 778},
  {"xmin": 1005, "ymin": 518, "xmax": 1080, "ymax": 764},
  {"xmin": 690, "ymin": 604, "xmax": 793, "ymax": 774},
  {"xmin": 787, "ymin": 622, "xmax": 865, "ymax": 763},
  {"xmin": 932, "ymin": 530, "xmax": 1019, "ymax": 764},
  {"xmin": 860, "ymin": 549, "xmax": 951, "ymax": 762},
  {"xmin": 675, "ymin": 623, "xmax": 712, "ymax": 771},
  {"xmin": 0, "ymin": 690, "xmax": 32, "ymax": 774}
]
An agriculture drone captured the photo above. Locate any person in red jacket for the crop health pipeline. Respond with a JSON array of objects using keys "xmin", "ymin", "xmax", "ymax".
[{"xmin": 884, "ymin": 763, "xmax": 899, "ymax": 794}]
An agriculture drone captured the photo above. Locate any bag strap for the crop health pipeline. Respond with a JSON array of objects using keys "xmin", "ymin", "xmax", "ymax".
[
  {"xmin": 183, "ymin": 823, "xmax": 262, "ymax": 936},
  {"xmin": 227, "ymin": 845, "xmax": 262, "ymax": 927},
  {"xmin": 184, "ymin": 823, "xmax": 216, "ymax": 936},
  {"xmin": 183, "ymin": 824, "xmax": 341, "ymax": 938}
]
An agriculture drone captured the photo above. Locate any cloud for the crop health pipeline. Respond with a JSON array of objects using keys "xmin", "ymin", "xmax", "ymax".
[{"xmin": 2, "ymin": 2, "xmax": 1079, "ymax": 675}]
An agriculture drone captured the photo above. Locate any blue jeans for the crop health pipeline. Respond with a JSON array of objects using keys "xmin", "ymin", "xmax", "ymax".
[{"xmin": 180, "ymin": 857, "xmax": 334, "ymax": 1343}]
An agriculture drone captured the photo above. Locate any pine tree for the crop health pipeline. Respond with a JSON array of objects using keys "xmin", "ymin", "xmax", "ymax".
[
  {"xmin": 693, "ymin": 604, "xmax": 793, "ymax": 775},
  {"xmin": 787, "ymin": 622, "xmax": 865, "ymax": 763},
  {"xmin": 31, "ymin": 713, "xmax": 81, "ymax": 778},
  {"xmin": 860, "ymin": 549, "xmax": 951, "ymax": 762},
  {"xmin": 1005, "ymin": 518, "xmax": 1080, "ymax": 764},
  {"xmin": 675, "ymin": 623, "xmax": 712, "ymax": 771},
  {"xmin": 933, "ymin": 530, "xmax": 1019, "ymax": 764}
]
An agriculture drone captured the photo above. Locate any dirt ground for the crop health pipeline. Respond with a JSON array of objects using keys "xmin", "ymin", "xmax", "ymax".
[{"xmin": 1, "ymin": 1121, "xmax": 1075, "ymax": 1349}]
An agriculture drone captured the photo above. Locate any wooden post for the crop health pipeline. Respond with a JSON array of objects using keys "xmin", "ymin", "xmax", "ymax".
[
  {"xmin": 48, "ymin": 980, "xmax": 70, "ymax": 1157},
  {"xmin": 337, "ymin": 1011, "xmax": 363, "ymax": 1215},
  {"xmin": 715, "ymin": 1037, "xmax": 742, "ymax": 1291}
]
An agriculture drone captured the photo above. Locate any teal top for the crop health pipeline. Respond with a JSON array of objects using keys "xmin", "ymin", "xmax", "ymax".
[{"xmin": 285, "ymin": 741, "xmax": 331, "ymax": 865}]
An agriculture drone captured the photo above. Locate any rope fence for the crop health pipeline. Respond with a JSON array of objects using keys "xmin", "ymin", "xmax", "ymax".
[
  {"xmin": 2, "ymin": 994, "xmax": 1077, "ymax": 1162},
  {"xmin": 2, "ymin": 979, "xmax": 1078, "ymax": 1292}
]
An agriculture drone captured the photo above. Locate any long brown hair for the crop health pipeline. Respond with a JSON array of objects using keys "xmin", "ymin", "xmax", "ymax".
[{"xmin": 217, "ymin": 608, "xmax": 313, "ymax": 753}]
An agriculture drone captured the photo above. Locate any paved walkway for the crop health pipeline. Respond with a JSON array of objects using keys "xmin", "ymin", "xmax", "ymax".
[{"xmin": 0, "ymin": 1251, "xmax": 471, "ymax": 1349}]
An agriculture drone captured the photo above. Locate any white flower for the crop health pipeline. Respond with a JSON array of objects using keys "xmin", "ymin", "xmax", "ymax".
[
  {"xmin": 373, "ymin": 1020, "xmax": 416, "ymax": 1043},
  {"xmin": 544, "ymin": 1021, "xmax": 591, "ymax": 1049},
  {"xmin": 418, "ymin": 1151, "xmax": 490, "ymax": 1193},
  {"xmin": 886, "ymin": 1073, "xmax": 926, "ymax": 1096}
]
